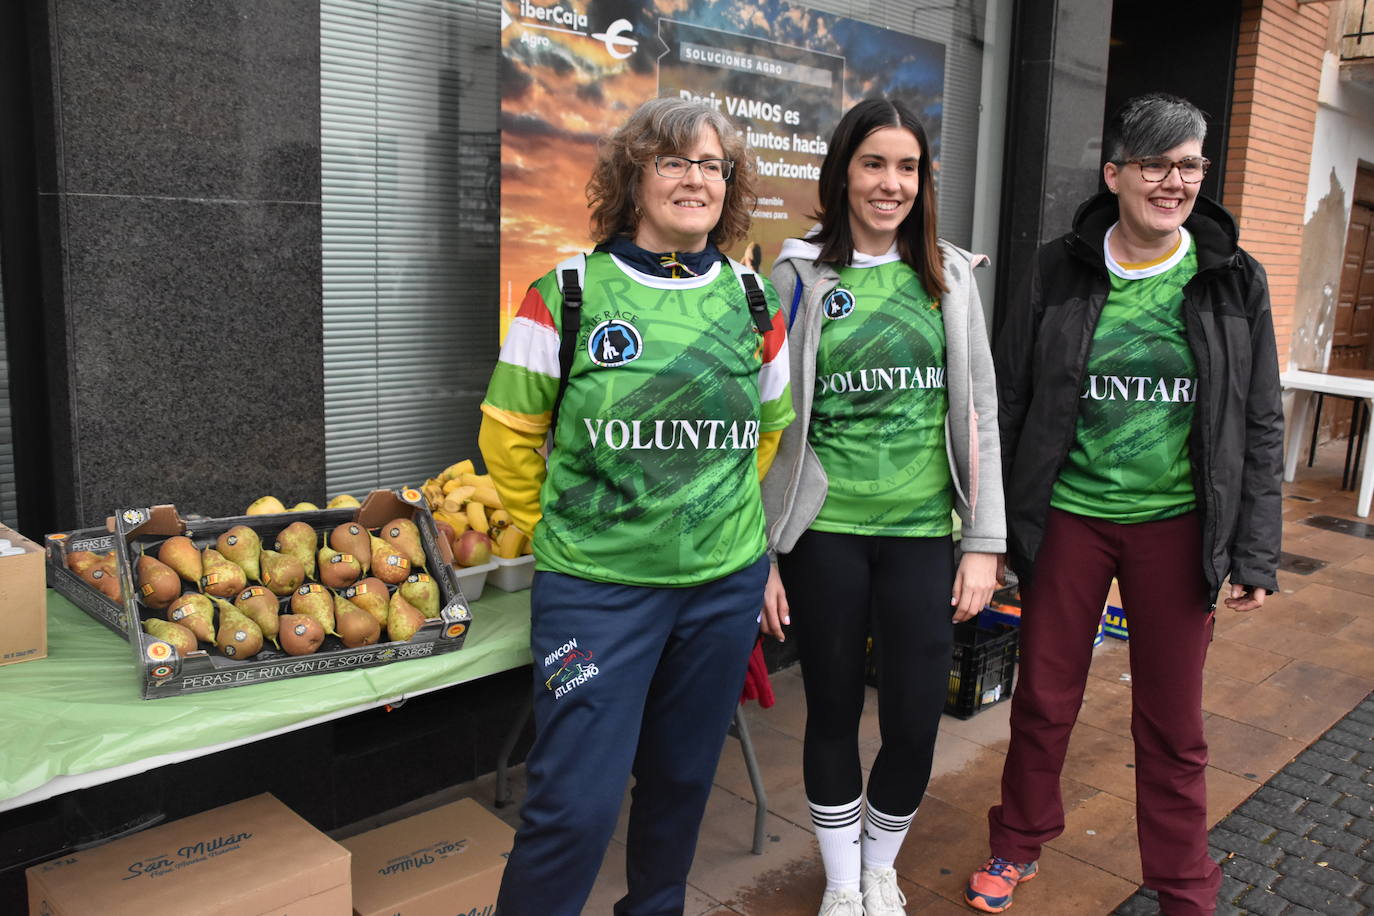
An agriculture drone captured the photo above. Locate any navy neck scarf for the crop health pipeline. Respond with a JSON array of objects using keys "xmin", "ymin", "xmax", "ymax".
[{"xmin": 596, "ymin": 235, "xmax": 725, "ymax": 279}]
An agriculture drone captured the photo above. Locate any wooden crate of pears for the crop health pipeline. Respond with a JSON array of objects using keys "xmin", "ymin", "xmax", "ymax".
[
  {"xmin": 419, "ymin": 459, "xmax": 534, "ymax": 566},
  {"xmin": 45, "ymin": 490, "xmax": 474, "ymax": 699}
]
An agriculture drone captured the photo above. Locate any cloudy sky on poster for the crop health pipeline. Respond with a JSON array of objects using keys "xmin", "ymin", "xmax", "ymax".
[{"xmin": 500, "ymin": 0, "xmax": 945, "ymax": 334}]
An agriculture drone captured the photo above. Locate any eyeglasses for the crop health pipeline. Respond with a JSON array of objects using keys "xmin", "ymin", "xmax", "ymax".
[
  {"xmin": 653, "ymin": 156, "xmax": 733, "ymax": 181},
  {"xmin": 1121, "ymin": 156, "xmax": 1211, "ymax": 184}
]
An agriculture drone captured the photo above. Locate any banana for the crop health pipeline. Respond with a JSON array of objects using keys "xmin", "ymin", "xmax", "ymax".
[
  {"xmin": 458, "ymin": 472, "xmax": 494, "ymax": 489},
  {"xmin": 469, "ymin": 485, "xmax": 503, "ymax": 508},
  {"xmin": 434, "ymin": 510, "xmax": 470, "ymax": 536},
  {"xmin": 438, "ymin": 459, "xmax": 476, "ymax": 483},
  {"xmin": 490, "ymin": 509, "xmax": 511, "ymax": 530},
  {"xmin": 421, "ymin": 482, "xmax": 444, "ymax": 508},
  {"xmin": 493, "ymin": 526, "xmax": 524, "ymax": 559},
  {"xmin": 466, "ymin": 501, "xmax": 488, "ymax": 534},
  {"xmin": 440, "ymin": 487, "xmax": 476, "ymax": 517}
]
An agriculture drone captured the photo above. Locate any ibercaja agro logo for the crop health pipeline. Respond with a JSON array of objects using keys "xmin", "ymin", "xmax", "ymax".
[{"xmin": 509, "ymin": 0, "xmax": 638, "ymax": 60}]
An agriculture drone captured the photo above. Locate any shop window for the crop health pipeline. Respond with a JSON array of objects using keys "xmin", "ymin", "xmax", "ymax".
[
  {"xmin": 321, "ymin": 0, "xmax": 500, "ymax": 495},
  {"xmin": 322, "ymin": 0, "xmax": 998, "ymax": 488}
]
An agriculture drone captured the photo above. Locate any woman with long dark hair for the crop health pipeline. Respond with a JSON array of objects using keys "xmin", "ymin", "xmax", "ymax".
[{"xmin": 762, "ymin": 97, "xmax": 1005, "ymax": 916}]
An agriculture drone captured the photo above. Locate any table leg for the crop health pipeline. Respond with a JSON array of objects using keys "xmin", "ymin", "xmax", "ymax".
[
  {"xmin": 1285, "ymin": 391, "xmax": 1315, "ymax": 483},
  {"xmin": 1308, "ymin": 392, "xmax": 1325, "ymax": 467},
  {"xmin": 1359, "ymin": 399, "xmax": 1374, "ymax": 518},
  {"xmin": 495, "ymin": 695, "xmax": 532, "ymax": 808}
]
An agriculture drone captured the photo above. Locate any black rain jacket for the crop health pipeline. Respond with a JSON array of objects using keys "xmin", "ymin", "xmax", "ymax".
[{"xmin": 996, "ymin": 192, "xmax": 1283, "ymax": 597}]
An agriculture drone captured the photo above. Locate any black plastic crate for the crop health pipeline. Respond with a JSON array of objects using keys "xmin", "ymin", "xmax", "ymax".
[{"xmin": 945, "ymin": 617, "xmax": 1019, "ymax": 719}]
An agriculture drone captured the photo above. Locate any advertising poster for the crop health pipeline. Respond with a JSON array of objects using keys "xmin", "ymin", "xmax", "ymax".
[{"xmin": 499, "ymin": 0, "xmax": 945, "ymax": 337}]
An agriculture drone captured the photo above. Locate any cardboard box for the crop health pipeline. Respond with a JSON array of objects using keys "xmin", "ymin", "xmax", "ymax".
[
  {"xmin": 26, "ymin": 793, "xmax": 350, "ymax": 916},
  {"xmin": 1103, "ymin": 578, "xmax": 1128, "ymax": 640},
  {"xmin": 342, "ymin": 798, "xmax": 513, "ymax": 916},
  {"xmin": 0, "ymin": 524, "xmax": 46, "ymax": 667},
  {"xmin": 44, "ymin": 489, "xmax": 475, "ymax": 698}
]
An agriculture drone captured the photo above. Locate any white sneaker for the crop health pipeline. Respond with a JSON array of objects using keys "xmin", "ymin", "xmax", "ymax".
[
  {"xmin": 818, "ymin": 886, "xmax": 865, "ymax": 916},
  {"xmin": 860, "ymin": 866, "xmax": 907, "ymax": 915}
]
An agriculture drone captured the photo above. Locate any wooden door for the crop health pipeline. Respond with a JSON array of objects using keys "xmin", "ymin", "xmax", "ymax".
[{"xmin": 1332, "ymin": 203, "xmax": 1374, "ymax": 370}]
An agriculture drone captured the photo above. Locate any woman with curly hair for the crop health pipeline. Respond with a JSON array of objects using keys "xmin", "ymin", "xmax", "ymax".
[{"xmin": 480, "ymin": 96, "xmax": 795, "ymax": 916}]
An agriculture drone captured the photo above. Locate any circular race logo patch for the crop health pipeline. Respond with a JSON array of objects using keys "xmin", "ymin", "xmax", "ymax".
[
  {"xmin": 587, "ymin": 319, "xmax": 643, "ymax": 367},
  {"xmin": 822, "ymin": 288, "xmax": 856, "ymax": 320}
]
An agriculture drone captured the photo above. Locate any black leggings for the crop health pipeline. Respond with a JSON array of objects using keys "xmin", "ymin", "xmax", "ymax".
[{"xmin": 779, "ymin": 529, "xmax": 955, "ymax": 814}]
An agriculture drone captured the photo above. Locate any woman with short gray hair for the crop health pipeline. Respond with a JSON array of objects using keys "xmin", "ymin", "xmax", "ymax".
[{"xmin": 964, "ymin": 93, "xmax": 1282, "ymax": 915}]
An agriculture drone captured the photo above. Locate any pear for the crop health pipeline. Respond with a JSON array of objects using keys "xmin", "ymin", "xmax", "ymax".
[
  {"xmin": 290, "ymin": 583, "xmax": 338, "ymax": 636},
  {"xmin": 136, "ymin": 553, "xmax": 182, "ymax": 609},
  {"xmin": 372, "ymin": 538, "xmax": 412, "ymax": 585},
  {"xmin": 382, "ymin": 517, "xmax": 426, "ymax": 569},
  {"xmin": 234, "ymin": 586, "xmax": 281, "ymax": 648},
  {"xmin": 275, "ymin": 520, "xmax": 317, "ymax": 580},
  {"xmin": 201, "ymin": 547, "xmax": 247, "ymax": 598},
  {"xmin": 246, "ymin": 495, "xmax": 287, "ymax": 515},
  {"xmin": 400, "ymin": 572, "xmax": 440, "ymax": 618},
  {"xmin": 167, "ymin": 592, "xmax": 215, "ymax": 642},
  {"xmin": 143, "ymin": 618, "xmax": 198, "ymax": 656},
  {"xmin": 80, "ymin": 568, "xmax": 122, "ymax": 604},
  {"xmin": 346, "ymin": 577, "xmax": 390, "ymax": 630},
  {"xmin": 156, "ymin": 535, "xmax": 203, "ymax": 584},
  {"xmin": 214, "ymin": 602, "xmax": 263, "ymax": 659},
  {"xmin": 335, "ymin": 592, "xmax": 381, "ymax": 648},
  {"xmin": 278, "ymin": 614, "xmax": 325, "ymax": 656},
  {"xmin": 259, "ymin": 549, "xmax": 305, "ymax": 597},
  {"xmin": 329, "ymin": 523, "xmax": 372, "ymax": 574},
  {"xmin": 290, "ymin": 501, "xmax": 319, "ymax": 512},
  {"xmin": 217, "ymin": 525, "xmax": 262, "ymax": 582},
  {"xmin": 386, "ymin": 591, "xmax": 426, "ymax": 642},
  {"xmin": 65, "ymin": 550, "xmax": 104, "ymax": 576},
  {"xmin": 327, "ymin": 493, "xmax": 361, "ymax": 508},
  {"xmin": 317, "ymin": 546, "xmax": 362, "ymax": 589}
]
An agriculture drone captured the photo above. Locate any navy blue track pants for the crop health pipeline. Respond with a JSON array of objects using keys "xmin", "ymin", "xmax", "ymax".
[{"xmin": 495, "ymin": 555, "xmax": 768, "ymax": 916}]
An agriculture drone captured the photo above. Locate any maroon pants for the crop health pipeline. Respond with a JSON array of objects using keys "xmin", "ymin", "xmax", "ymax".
[{"xmin": 989, "ymin": 509, "xmax": 1221, "ymax": 916}]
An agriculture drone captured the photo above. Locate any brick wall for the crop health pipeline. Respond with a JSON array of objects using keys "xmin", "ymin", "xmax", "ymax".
[{"xmin": 1223, "ymin": 0, "xmax": 1331, "ymax": 369}]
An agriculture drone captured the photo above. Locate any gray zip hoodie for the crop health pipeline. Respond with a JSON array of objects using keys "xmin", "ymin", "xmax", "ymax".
[{"xmin": 762, "ymin": 237, "xmax": 1007, "ymax": 556}]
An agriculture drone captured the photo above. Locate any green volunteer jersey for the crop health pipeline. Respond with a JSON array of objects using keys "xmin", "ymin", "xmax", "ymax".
[
  {"xmin": 482, "ymin": 252, "xmax": 794, "ymax": 586},
  {"xmin": 1051, "ymin": 227, "xmax": 1198, "ymax": 523},
  {"xmin": 808, "ymin": 256, "xmax": 953, "ymax": 536}
]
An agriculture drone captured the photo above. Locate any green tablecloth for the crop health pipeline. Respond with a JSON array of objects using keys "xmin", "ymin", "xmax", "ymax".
[{"xmin": 0, "ymin": 588, "xmax": 533, "ymax": 805}]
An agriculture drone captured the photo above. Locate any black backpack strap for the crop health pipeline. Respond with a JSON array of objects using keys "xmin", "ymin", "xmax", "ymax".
[
  {"xmin": 740, "ymin": 272, "xmax": 772, "ymax": 335},
  {"xmin": 549, "ymin": 267, "xmax": 583, "ymax": 439}
]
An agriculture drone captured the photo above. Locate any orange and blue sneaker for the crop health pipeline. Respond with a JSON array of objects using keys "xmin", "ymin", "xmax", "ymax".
[{"xmin": 964, "ymin": 856, "xmax": 1038, "ymax": 912}]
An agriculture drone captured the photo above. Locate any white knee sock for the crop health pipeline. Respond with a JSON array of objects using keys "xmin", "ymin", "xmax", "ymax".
[
  {"xmin": 809, "ymin": 797, "xmax": 863, "ymax": 892},
  {"xmin": 862, "ymin": 799, "xmax": 915, "ymax": 870}
]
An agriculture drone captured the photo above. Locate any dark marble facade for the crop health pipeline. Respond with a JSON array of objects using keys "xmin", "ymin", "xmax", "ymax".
[
  {"xmin": 36, "ymin": 0, "xmax": 323, "ymax": 525},
  {"xmin": 993, "ymin": 0, "xmax": 1112, "ymax": 338}
]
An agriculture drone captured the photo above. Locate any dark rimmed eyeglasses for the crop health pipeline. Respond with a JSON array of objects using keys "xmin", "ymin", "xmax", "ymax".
[
  {"xmin": 653, "ymin": 156, "xmax": 734, "ymax": 181},
  {"xmin": 1120, "ymin": 156, "xmax": 1211, "ymax": 184}
]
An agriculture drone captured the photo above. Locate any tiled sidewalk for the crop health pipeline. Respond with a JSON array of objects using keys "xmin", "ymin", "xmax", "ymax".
[
  {"xmin": 370, "ymin": 437, "xmax": 1374, "ymax": 913},
  {"xmin": 1114, "ymin": 690, "xmax": 1374, "ymax": 915}
]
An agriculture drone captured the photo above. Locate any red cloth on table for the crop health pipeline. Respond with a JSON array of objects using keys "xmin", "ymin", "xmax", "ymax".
[{"xmin": 738, "ymin": 638, "xmax": 775, "ymax": 708}]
